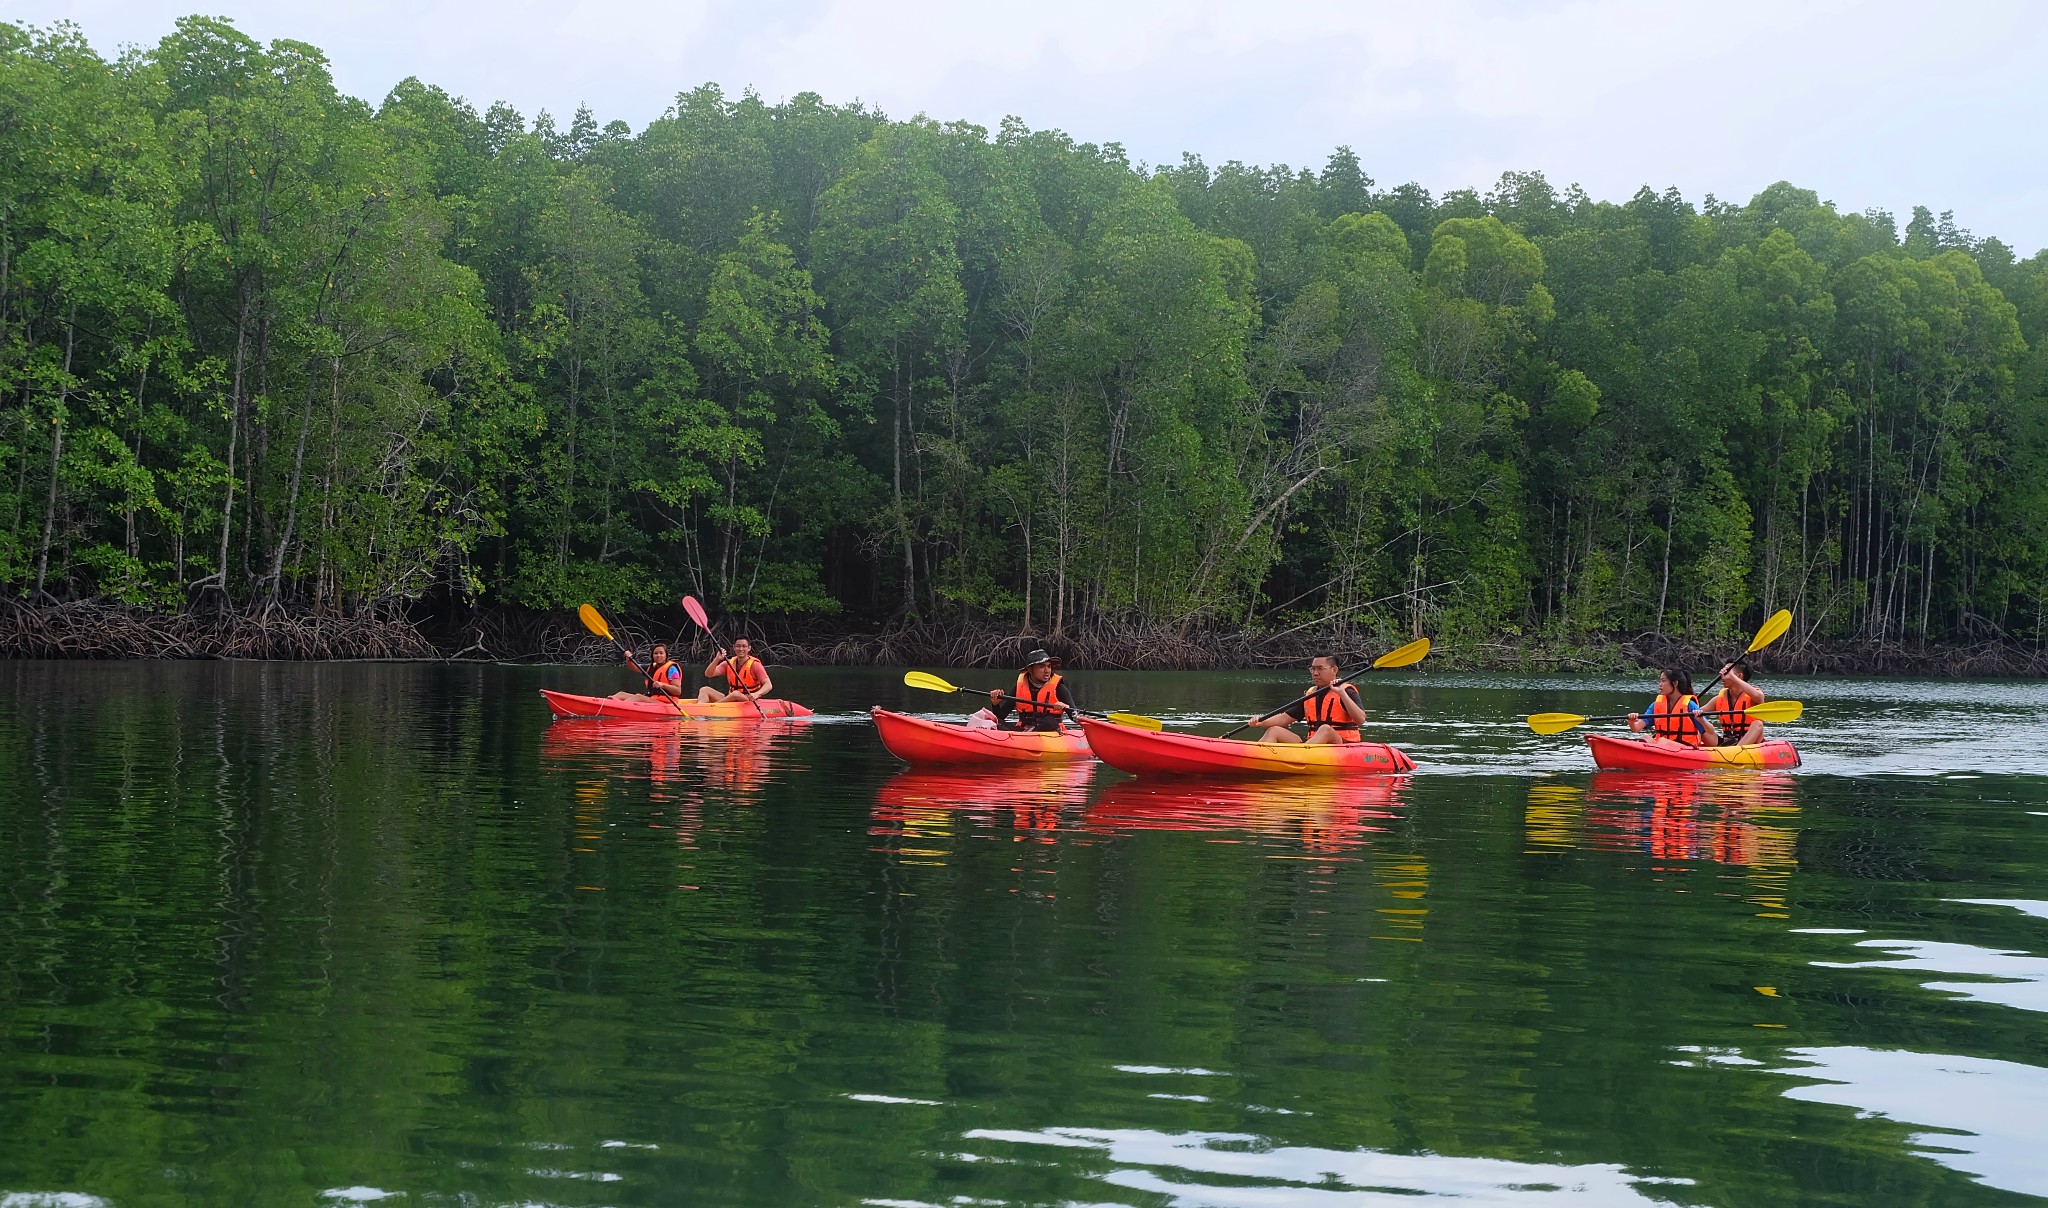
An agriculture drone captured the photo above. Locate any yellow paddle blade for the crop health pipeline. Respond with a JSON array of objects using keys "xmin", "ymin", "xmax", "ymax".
[
  {"xmin": 1104, "ymin": 711, "xmax": 1164, "ymax": 731},
  {"xmin": 576, "ymin": 603, "xmax": 613, "ymax": 642},
  {"xmin": 1748, "ymin": 699, "xmax": 1803, "ymax": 723},
  {"xmin": 1373, "ymin": 636, "xmax": 1432, "ymax": 670},
  {"xmin": 1747, "ymin": 609, "xmax": 1793, "ymax": 654},
  {"xmin": 903, "ymin": 670, "xmax": 962, "ymax": 694},
  {"xmin": 1525, "ymin": 711, "xmax": 1589, "ymax": 735}
]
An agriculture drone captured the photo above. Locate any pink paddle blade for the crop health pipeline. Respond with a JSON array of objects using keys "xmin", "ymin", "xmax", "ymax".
[{"xmin": 681, "ymin": 595, "xmax": 711, "ymax": 632}]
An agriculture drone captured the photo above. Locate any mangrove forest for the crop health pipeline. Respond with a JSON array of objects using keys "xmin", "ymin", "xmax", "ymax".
[{"xmin": 3, "ymin": 17, "xmax": 2046, "ymax": 662}]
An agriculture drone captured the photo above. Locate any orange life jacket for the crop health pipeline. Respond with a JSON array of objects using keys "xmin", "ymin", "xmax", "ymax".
[
  {"xmin": 1302, "ymin": 684, "xmax": 1363, "ymax": 743},
  {"xmin": 650, "ymin": 659, "xmax": 682, "ymax": 694},
  {"xmin": 720, "ymin": 655, "xmax": 766, "ymax": 693},
  {"xmin": 1013, "ymin": 672, "xmax": 1066, "ymax": 720},
  {"xmin": 1647, "ymin": 692, "xmax": 1703, "ymax": 746},
  {"xmin": 1707, "ymin": 688, "xmax": 1755, "ymax": 739}
]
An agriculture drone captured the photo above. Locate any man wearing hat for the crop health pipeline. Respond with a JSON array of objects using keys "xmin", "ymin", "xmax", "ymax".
[{"xmin": 990, "ymin": 649, "xmax": 1076, "ymax": 731}]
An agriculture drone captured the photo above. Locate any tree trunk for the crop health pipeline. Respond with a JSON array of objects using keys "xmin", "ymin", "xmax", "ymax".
[
  {"xmin": 33, "ymin": 308, "xmax": 77, "ymax": 601},
  {"xmin": 1655, "ymin": 478, "xmax": 1675, "ymax": 634},
  {"xmin": 210, "ymin": 293, "xmax": 252, "ymax": 603},
  {"xmin": 265, "ymin": 355, "xmax": 335, "ymax": 605}
]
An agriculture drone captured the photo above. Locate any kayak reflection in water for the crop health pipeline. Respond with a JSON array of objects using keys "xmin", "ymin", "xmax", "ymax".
[
  {"xmin": 986, "ymin": 648, "xmax": 1076, "ymax": 732},
  {"xmin": 609, "ymin": 642, "xmax": 685, "ymax": 701},
  {"xmin": 1705, "ymin": 659, "xmax": 1769, "ymax": 747},
  {"xmin": 1248, "ymin": 654, "xmax": 1367, "ymax": 744}
]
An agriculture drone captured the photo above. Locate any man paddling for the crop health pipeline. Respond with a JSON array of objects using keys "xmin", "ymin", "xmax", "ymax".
[
  {"xmin": 989, "ymin": 649, "xmax": 1075, "ymax": 732},
  {"xmin": 611, "ymin": 643, "xmax": 684, "ymax": 701},
  {"xmin": 1704, "ymin": 660, "xmax": 1768, "ymax": 747},
  {"xmin": 1248, "ymin": 655, "xmax": 1366, "ymax": 744},
  {"xmin": 697, "ymin": 637, "xmax": 774, "ymax": 704}
]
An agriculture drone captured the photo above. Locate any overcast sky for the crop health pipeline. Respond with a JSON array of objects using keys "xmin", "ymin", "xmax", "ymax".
[{"xmin": 16, "ymin": 0, "xmax": 2048, "ymax": 255}]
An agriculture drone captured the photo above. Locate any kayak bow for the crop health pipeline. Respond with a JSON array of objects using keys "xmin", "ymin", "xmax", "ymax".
[
  {"xmin": 1584, "ymin": 732, "xmax": 1800, "ymax": 771},
  {"xmin": 872, "ymin": 707, "xmax": 1092, "ymax": 766},
  {"xmin": 539, "ymin": 689, "xmax": 813, "ymax": 720},
  {"xmin": 1078, "ymin": 716, "xmax": 1415, "ymax": 778}
]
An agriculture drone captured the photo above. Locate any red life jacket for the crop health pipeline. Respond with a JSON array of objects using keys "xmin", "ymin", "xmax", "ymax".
[
  {"xmin": 1302, "ymin": 684, "xmax": 1363, "ymax": 743},
  {"xmin": 1013, "ymin": 672, "xmax": 1066, "ymax": 720},
  {"xmin": 721, "ymin": 655, "xmax": 766, "ymax": 693},
  {"xmin": 1707, "ymin": 688, "xmax": 1755, "ymax": 740},
  {"xmin": 1647, "ymin": 693, "xmax": 1703, "ymax": 746}
]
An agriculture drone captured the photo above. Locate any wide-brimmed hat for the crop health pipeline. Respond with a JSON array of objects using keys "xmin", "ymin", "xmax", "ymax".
[{"xmin": 1020, "ymin": 648, "xmax": 1062, "ymax": 671}]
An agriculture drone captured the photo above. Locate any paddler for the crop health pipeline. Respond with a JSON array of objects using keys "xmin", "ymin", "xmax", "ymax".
[
  {"xmin": 610, "ymin": 642, "xmax": 684, "ymax": 701},
  {"xmin": 697, "ymin": 637, "xmax": 774, "ymax": 704},
  {"xmin": 1628, "ymin": 668, "xmax": 1717, "ymax": 746},
  {"xmin": 989, "ymin": 649, "xmax": 1074, "ymax": 731},
  {"xmin": 1705, "ymin": 659, "xmax": 1768, "ymax": 747},
  {"xmin": 1248, "ymin": 654, "xmax": 1366, "ymax": 744}
]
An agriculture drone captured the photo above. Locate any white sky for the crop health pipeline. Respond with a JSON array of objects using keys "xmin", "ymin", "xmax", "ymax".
[{"xmin": 16, "ymin": 0, "xmax": 2048, "ymax": 256}]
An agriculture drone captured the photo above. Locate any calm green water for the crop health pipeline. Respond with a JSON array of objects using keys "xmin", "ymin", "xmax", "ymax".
[{"xmin": 2, "ymin": 661, "xmax": 2046, "ymax": 1207}]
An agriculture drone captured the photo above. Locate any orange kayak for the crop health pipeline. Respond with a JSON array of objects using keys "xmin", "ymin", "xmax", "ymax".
[
  {"xmin": 871, "ymin": 707, "xmax": 1092, "ymax": 766},
  {"xmin": 1078, "ymin": 716, "xmax": 1415, "ymax": 778},
  {"xmin": 539, "ymin": 689, "xmax": 813, "ymax": 720},
  {"xmin": 1585, "ymin": 732, "xmax": 1800, "ymax": 771}
]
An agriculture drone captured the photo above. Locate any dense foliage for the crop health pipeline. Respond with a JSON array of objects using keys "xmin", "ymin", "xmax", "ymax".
[{"xmin": 5, "ymin": 17, "xmax": 2045, "ymax": 647}]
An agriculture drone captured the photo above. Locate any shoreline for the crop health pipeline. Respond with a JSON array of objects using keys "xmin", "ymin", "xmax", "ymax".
[{"xmin": 3, "ymin": 600, "xmax": 2044, "ymax": 678}]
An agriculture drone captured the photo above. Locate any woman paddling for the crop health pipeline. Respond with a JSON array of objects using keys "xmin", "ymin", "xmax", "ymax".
[
  {"xmin": 1248, "ymin": 655, "xmax": 1367, "ymax": 745},
  {"xmin": 610, "ymin": 643, "xmax": 684, "ymax": 701},
  {"xmin": 1628, "ymin": 668, "xmax": 1717, "ymax": 747}
]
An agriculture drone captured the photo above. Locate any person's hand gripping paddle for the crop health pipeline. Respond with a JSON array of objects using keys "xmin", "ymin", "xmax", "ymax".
[
  {"xmin": 681, "ymin": 595, "xmax": 765, "ymax": 717},
  {"xmin": 1523, "ymin": 610, "xmax": 1800, "ymax": 736},
  {"xmin": 901, "ymin": 670, "xmax": 1163, "ymax": 730},
  {"xmin": 1219, "ymin": 636, "xmax": 1432, "ymax": 740},
  {"xmin": 1525, "ymin": 698, "xmax": 1804, "ymax": 735},
  {"xmin": 577, "ymin": 603, "xmax": 687, "ymax": 718}
]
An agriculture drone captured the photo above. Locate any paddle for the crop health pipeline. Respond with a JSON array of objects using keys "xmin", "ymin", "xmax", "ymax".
[
  {"xmin": 577, "ymin": 603, "xmax": 687, "ymax": 718},
  {"xmin": 901, "ymin": 670, "xmax": 1164, "ymax": 731},
  {"xmin": 1525, "ymin": 697, "xmax": 1805, "ymax": 736},
  {"xmin": 681, "ymin": 594, "xmax": 765, "ymax": 717},
  {"xmin": 1218, "ymin": 636, "xmax": 1433, "ymax": 740},
  {"xmin": 1693, "ymin": 608, "xmax": 1793, "ymax": 706}
]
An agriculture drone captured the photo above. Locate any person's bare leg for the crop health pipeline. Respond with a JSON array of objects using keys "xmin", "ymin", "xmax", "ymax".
[
  {"xmin": 1305, "ymin": 725, "xmax": 1341, "ymax": 746},
  {"xmin": 697, "ymin": 686, "xmax": 726, "ymax": 703},
  {"xmin": 1260, "ymin": 725, "xmax": 1303, "ymax": 744},
  {"xmin": 1742, "ymin": 721, "xmax": 1765, "ymax": 747}
]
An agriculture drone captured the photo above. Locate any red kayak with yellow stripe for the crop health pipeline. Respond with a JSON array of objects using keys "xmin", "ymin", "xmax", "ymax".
[
  {"xmin": 1078, "ymin": 716, "xmax": 1415, "ymax": 778},
  {"xmin": 1585, "ymin": 732, "xmax": 1800, "ymax": 771},
  {"xmin": 539, "ymin": 689, "xmax": 813, "ymax": 720},
  {"xmin": 872, "ymin": 707, "xmax": 1092, "ymax": 766}
]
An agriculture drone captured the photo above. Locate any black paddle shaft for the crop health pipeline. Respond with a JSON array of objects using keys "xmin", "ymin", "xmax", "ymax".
[{"xmin": 1221, "ymin": 673, "xmax": 1368, "ymax": 740}]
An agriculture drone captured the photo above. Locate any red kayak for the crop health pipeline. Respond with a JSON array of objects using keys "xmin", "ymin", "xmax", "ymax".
[
  {"xmin": 1584, "ymin": 732, "xmax": 1800, "ymax": 771},
  {"xmin": 539, "ymin": 689, "xmax": 813, "ymax": 720},
  {"xmin": 871, "ymin": 707, "xmax": 1092, "ymax": 766},
  {"xmin": 1078, "ymin": 716, "xmax": 1415, "ymax": 778}
]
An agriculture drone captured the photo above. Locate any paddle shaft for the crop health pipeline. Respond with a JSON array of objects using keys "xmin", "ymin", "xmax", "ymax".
[
  {"xmin": 1222, "ymin": 673, "xmax": 1370, "ymax": 740},
  {"xmin": 1694, "ymin": 610, "xmax": 1791, "ymax": 708},
  {"xmin": 1579, "ymin": 706, "xmax": 1776, "ymax": 725},
  {"xmin": 949, "ymin": 682, "xmax": 1090, "ymax": 720},
  {"xmin": 684, "ymin": 596, "xmax": 766, "ymax": 716},
  {"xmin": 585, "ymin": 616, "xmax": 687, "ymax": 716}
]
